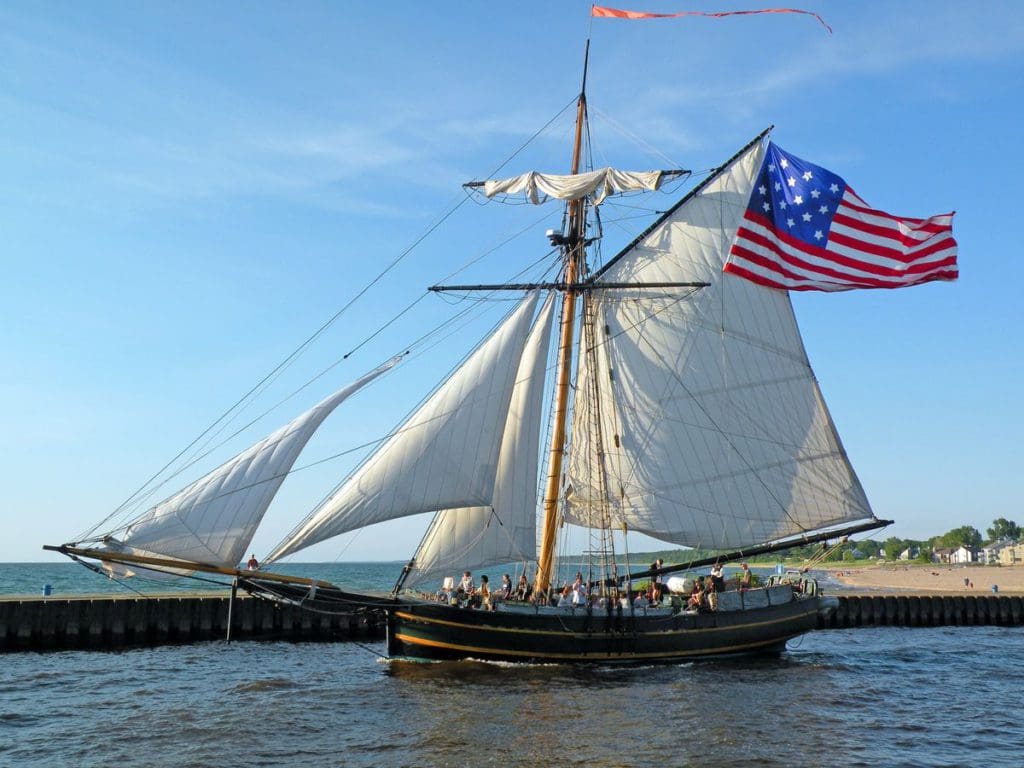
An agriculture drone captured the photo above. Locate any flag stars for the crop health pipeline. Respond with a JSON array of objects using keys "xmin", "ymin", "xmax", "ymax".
[
  {"xmin": 814, "ymin": 230, "xmax": 824, "ymax": 240},
  {"xmin": 779, "ymin": 201, "xmax": 787, "ymax": 209},
  {"xmin": 787, "ymin": 177, "xmax": 796, "ymax": 187},
  {"xmin": 786, "ymin": 217, "xmax": 795, "ymax": 227},
  {"xmin": 810, "ymin": 189, "xmax": 821, "ymax": 199},
  {"xmin": 802, "ymin": 171, "xmax": 813, "ymax": 181},
  {"xmin": 794, "ymin": 194, "xmax": 803, "ymax": 205},
  {"xmin": 774, "ymin": 182, "xmax": 782, "ymax": 191},
  {"xmin": 768, "ymin": 163, "xmax": 776, "ymax": 172},
  {"xmin": 802, "ymin": 211, "xmax": 813, "ymax": 222},
  {"xmin": 759, "ymin": 184, "xmax": 767, "ymax": 195},
  {"xmin": 762, "ymin": 201, "xmax": 771, "ymax": 212},
  {"xmin": 819, "ymin": 205, "xmax": 829, "ymax": 214},
  {"xmin": 829, "ymin": 183, "xmax": 840, "ymax": 194},
  {"xmin": 780, "ymin": 158, "xmax": 789, "ymax": 169}
]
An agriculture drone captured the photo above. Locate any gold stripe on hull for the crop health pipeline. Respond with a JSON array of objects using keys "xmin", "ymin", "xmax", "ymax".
[
  {"xmin": 392, "ymin": 631, "xmax": 798, "ymax": 661},
  {"xmin": 392, "ymin": 605, "xmax": 819, "ymax": 639}
]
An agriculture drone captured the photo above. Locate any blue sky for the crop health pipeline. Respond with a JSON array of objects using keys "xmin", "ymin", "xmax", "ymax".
[{"xmin": 2, "ymin": 1, "xmax": 1021, "ymax": 563}]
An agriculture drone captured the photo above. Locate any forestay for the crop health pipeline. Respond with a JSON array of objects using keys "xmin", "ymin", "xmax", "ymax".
[
  {"xmin": 406, "ymin": 293, "xmax": 555, "ymax": 589},
  {"xmin": 564, "ymin": 141, "xmax": 874, "ymax": 549},
  {"xmin": 266, "ymin": 292, "xmax": 543, "ymax": 563},
  {"xmin": 105, "ymin": 358, "xmax": 400, "ymax": 569}
]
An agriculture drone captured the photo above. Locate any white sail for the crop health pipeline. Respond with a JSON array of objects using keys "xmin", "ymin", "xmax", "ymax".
[
  {"xmin": 266, "ymin": 292, "xmax": 542, "ymax": 563},
  {"xmin": 483, "ymin": 168, "xmax": 663, "ymax": 205},
  {"xmin": 564, "ymin": 141, "xmax": 874, "ymax": 549},
  {"xmin": 109, "ymin": 358, "xmax": 400, "ymax": 569},
  {"xmin": 406, "ymin": 293, "xmax": 555, "ymax": 589}
]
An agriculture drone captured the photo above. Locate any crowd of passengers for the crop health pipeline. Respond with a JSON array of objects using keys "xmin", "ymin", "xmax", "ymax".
[{"xmin": 432, "ymin": 561, "xmax": 756, "ymax": 613}]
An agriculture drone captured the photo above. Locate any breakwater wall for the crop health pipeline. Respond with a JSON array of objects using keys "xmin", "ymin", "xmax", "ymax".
[
  {"xmin": 3, "ymin": 593, "xmax": 1022, "ymax": 652},
  {"xmin": 0, "ymin": 594, "xmax": 384, "ymax": 652},
  {"xmin": 821, "ymin": 593, "xmax": 1024, "ymax": 629}
]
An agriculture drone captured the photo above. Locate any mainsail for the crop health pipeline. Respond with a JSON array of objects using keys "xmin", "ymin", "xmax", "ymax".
[
  {"xmin": 101, "ymin": 358, "xmax": 400, "ymax": 570},
  {"xmin": 266, "ymin": 292, "xmax": 543, "ymax": 563},
  {"xmin": 405, "ymin": 293, "xmax": 556, "ymax": 589},
  {"xmin": 564, "ymin": 140, "xmax": 874, "ymax": 550}
]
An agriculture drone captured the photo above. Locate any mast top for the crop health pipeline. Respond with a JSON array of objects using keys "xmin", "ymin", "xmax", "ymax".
[{"xmin": 580, "ymin": 38, "xmax": 590, "ymax": 100}]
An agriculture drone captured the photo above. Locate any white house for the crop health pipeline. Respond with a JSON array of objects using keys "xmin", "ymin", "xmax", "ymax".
[{"xmin": 951, "ymin": 545, "xmax": 975, "ymax": 564}]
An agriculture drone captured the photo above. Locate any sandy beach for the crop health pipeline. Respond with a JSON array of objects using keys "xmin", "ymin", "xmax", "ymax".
[{"xmin": 825, "ymin": 564, "xmax": 1024, "ymax": 594}]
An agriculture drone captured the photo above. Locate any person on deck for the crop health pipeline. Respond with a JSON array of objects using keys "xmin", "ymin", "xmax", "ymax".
[
  {"xmin": 557, "ymin": 586, "xmax": 572, "ymax": 607},
  {"xmin": 705, "ymin": 575, "xmax": 719, "ymax": 611},
  {"xmin": 458, "ymin": 571, "xmax": 475, "ymax": 595},
  {"xmin": 479, "ymin": 575, "xmax": 492, "ymax": 610},
  {"xmin": 246, "ymin": 554, "xmax": 259, "ymax": 570},
  {"xmin": 436, "ymin": 576, "xmax": 455, "ymax": 602},
  {"xmin": 739, "ymin": 562, "xmax": 752, "ymax": 590},
  {"xmin": 515, "ymin": 573, "xmax": 530, "ymax": 601},
  {"xmin": 571, "ymin": 573, "xmax": 586, "ymax": 606},
  {"xmin": 500, "ymin": 573, "xmax": 513, "ymax": 600},
  {"xmin": 687, "ymin": 577, "xmax": 706, "ymax": 611},
  {"xmin": 710, "ymin": 563, "xmax": 725, "ymax": 593}
]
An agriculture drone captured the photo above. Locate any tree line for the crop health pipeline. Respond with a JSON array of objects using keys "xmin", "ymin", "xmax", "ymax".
[{"xmin": 635, "ymin": 518, "xmax": 1021, "ymax": 566}]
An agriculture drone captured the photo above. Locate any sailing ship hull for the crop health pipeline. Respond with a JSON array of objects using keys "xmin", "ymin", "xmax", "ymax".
[{"xmin": 386, "ymin": 589, "xmax": 822, "ymax": 664}]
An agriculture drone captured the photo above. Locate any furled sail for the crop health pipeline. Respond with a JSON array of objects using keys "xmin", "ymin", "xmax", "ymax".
[
  {"xmin": 483, "ymin": 168, "xmax": 663, "ymax": 205},
  {"xmin": 405, "ymin": 293, "xmax": 555, "ymax": 589},
  {"xmin": 564, "ymin": 140, "xmax": 874, "ymax": 550},
  {"xmin": 102, "ymin": 357, "xmax": 401, "ymax": 570},
  {"xmin": 266, "ymin": 292, "xmax": 542, "ymax": 563}
]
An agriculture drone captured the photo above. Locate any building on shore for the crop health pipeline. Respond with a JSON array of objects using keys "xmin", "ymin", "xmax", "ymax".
[
  {"xmin": 999, "ymin": 543, "xmax": 1024, "ymax": 566},
  {"xmin": 980, "ymin": 540, "xmax": 1015, "ymax": 565},
  {"xmin": 932, "ymin": 545, "xmax": 976, "ymax": 565}
]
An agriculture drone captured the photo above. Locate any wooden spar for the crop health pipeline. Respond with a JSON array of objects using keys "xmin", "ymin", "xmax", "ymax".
[
  {"xmin": 429, "ymin": 281, "xmax": 709, "ymax": 292},
  {"xmin": 603, "ymin": 518, "xmax": 894, "ymax": 588},
  {"xmin": 535, "ymin": 41, "xmax": 590, "ymax": 597},
  {"xmin": 42, "ymin": 544, "xmax": 336, "ymax": 589}
]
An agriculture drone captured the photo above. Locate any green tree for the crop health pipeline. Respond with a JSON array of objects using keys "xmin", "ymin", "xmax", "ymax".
[
  {"xmin": 883, "ymin": 537, "xmax": 907, "ymax": 560},
  {"xmin": 986, "ymin": 518, "xmax": 1021, "ymax": 542},
  {"xmin": 937, "ymin": 526, "xmax": 982, "ymax": 549}
]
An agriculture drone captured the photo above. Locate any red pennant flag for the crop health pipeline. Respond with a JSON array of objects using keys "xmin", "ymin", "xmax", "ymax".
[{"xmin": 591, "ymin": 5, "xmax": 832, "ymax": 34}]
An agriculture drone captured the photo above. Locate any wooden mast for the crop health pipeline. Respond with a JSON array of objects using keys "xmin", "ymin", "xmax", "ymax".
[{"xmin": 534, "ymin": 41, "xmax": 590, "ymax": 597}]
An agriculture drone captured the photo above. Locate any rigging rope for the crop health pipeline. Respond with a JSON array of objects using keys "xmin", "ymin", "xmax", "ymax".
[{"xmin": 80, "ymin": 98, "xmax": 581, "ymax": 543}]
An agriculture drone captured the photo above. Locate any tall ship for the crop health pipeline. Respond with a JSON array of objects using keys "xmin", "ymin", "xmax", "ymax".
[{"xmin": 47, "ymin": 31, "xmax": 956, "ymax": 663}]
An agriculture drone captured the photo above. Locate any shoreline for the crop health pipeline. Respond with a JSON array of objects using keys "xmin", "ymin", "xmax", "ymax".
[{"xmin": 820, "ymin": 563, "xmax": 1024, "ymax": 594}]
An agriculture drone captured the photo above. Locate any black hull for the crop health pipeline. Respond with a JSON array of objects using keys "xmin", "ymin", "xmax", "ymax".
[
  {"xmin": 386, "ymin": 593, "xmax": 821, "ymax": 664},
  {"xmin": 243, "ymin": 578, "xmax": 822, "ymax": 664}
]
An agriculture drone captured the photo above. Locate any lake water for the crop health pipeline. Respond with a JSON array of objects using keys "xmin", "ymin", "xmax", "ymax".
[{"xmin": 3, "ymin": 563, "xmax": 1021, "ymax": 767}]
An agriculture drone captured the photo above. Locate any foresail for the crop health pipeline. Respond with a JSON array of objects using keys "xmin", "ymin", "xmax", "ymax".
[
  {"xmin": 406, "ymin": 293, "xmax": 555, "ymax": 589},
  {"xmin": 108, "ymin": 358, "xmax": 400, "ymax": 569},
  {"xmin": 266, "ymin": 292, "xmax": 542, "ymax": 563},
  {"xmin": 483, "ymin": 168, "xmax": 663, "ymax": 205},
  {"xmin": 565, "ymin": 140, "xmax": 874, "ymax": 550}
]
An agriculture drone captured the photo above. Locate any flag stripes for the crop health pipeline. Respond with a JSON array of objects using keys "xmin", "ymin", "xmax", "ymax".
[{"xmin": 724, "ymin": 142, "xmax": 958, "ymax": 291}]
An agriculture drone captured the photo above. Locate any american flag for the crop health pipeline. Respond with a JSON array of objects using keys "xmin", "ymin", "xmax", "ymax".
[{"xmin": 724, "ymin": 142, "xmax": 958, "ymax": 291}]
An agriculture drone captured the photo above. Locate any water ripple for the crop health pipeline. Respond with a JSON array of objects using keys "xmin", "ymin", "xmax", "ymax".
[{"xmin": 1, "ymin": 627, "xmax": 1022, "ymax": 767}]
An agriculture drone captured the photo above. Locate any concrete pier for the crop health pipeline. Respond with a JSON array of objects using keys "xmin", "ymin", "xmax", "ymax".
[
  {"xmin": 819, "ymin": 593, "xmax": 1024, "ymax": 629},
  {"xmin": 0, "ymin": 593, "xmax": 384, "ymax": 652},
  {"xmin": 3, "ymin": 592, "xmax": 1021, "ymax": 652}
]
